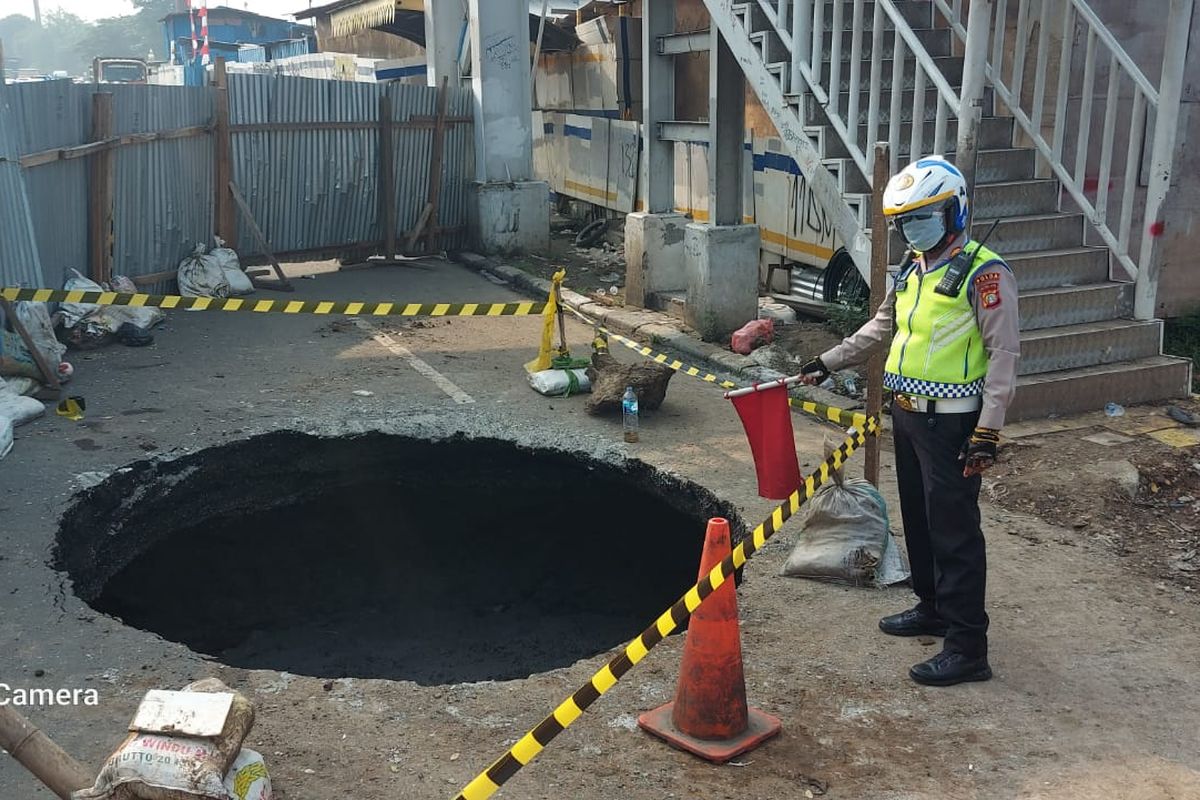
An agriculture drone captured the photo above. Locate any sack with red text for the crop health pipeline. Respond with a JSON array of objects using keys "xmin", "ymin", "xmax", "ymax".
[{"xmin": 74, "ymin": 678, "xmax": 255, "ymax": 800}]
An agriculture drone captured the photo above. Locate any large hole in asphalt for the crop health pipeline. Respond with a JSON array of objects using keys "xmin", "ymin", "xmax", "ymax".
[{"xmin": 55, "ymin": 431, "xmax": 741, "ymax": 685}]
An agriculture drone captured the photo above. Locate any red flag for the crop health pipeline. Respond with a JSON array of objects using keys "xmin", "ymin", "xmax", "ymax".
[{"xmin": 730, "ymin": 385, "xmax": 802, "ymax": 499}]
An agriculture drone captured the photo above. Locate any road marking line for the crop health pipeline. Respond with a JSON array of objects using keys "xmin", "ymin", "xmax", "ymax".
[{"xmin": 351, "ymin": 318, "xmax": 475, "ymax": 405}]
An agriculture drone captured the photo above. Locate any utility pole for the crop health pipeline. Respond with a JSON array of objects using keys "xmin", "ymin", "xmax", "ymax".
[{"xmin": 32, "ymin": 0, "xmax": 42, "ymax": 27}]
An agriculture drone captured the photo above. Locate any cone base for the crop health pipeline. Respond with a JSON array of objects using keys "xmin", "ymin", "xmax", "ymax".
[{"xmin": 637, "ymin": 702, "xmax": 782, "ymax": 764}]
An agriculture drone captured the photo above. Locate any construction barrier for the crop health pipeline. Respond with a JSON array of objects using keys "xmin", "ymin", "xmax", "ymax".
[
  {"xmin": 0, "ymin": 289, "xmax": 546, "ymax": 318},
  {"xmin": 452, "ymin": 422, "xmax": 878, "ymax": 800},
  {"xmin": 563, "ymin": 304, "xmax": 872, "ymax": 430}
]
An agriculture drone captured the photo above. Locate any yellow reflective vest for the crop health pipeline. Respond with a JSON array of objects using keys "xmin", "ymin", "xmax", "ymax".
[{"xmin": 883, "ymin": 242, "xmax": 1004, "ymax": 399}]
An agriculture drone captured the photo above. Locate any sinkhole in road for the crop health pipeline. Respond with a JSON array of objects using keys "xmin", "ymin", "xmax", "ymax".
[{"xmin": 56, "ymin": 430, "xmax": 741, "ymax": 685}]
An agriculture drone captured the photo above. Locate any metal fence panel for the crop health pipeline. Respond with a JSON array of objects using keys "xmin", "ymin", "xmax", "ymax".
[
  {"xmin": 229, "ymin": 75, "xmax": 474, "ymax": 257},
  {"xmin": 7, "ymin": 81, "xmax": 91, "ymax": 288},
  {"xmin": 109, "ymin": 85, "xmax": 215, "ymax": 290},
  {"xmin": 0, "ymin": 86, "xmax": 45, "ymax": 290}
]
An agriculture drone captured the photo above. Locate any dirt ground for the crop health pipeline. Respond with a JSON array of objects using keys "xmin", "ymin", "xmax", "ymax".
[{"xmin": 1, "ymin": 259, "xmax": 1198, "ymax": 800}]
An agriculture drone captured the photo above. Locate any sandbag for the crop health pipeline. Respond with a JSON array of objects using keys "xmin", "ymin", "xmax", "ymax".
[
  {"xmin": 528, "ymin": 368, "xmax": 591, "ymax": 397},
  {"xmin": 59, "ymin": 269, "xmax": 105, "ymax": 329},
  {"xmin": 0, "ymin": 416, "xmax": 11, "ymax": 461},
  {"xmin": 212, "ymin": 236, "xmax": 253, "ymax": 296},
  {"xmin": 223, "ymin": 750, "xmax": 271, "ymax": 800},
  {"xmin": 15, "ymin": 301, "xmax": 66, "ymax": 366},
  {"xmin": 75, "ymin": 678, "xmax": 256, "ymax": 800},
  {"xmin": 0, "ymin": 330, "xmax": 42, "ymax": 379},
  {"xmin": 0, "ymin": 388, "xmax": 45, "ymax": 426},
  {"xmin": 782, "ymin": 436, "xmax": 909, "ymax": 587},
  {"xmin": 104, "ymin": 276, "xmax": 167, "ymax": 332},
  {"xmin": 178, "ymin": 243, "xmax": 230, "ymax": 299},
  {"xmin": 730, "ymin": 318, "xmax": 774, "ymax": 355}
]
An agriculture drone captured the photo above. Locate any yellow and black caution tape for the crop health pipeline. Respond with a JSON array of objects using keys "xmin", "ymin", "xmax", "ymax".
[
  {"xmin": 0, "ymin": 288, "xmax": 546, "ymax": 318},
  {"xmin": 565, "ymin": 304, "xmax": 873, "ymax": 430},
  {"xmin": 452, "ymin": 422, "xmax": 878, "ymax": 800}
]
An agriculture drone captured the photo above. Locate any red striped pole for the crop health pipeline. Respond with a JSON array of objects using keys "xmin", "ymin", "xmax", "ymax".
[
  {"xmin": 200, "ymin": 0, "xmax": 210, "ymax": 66},
  {"xmin": 187, "ymin": 0, "xmax": 198, "ymax": 62}
]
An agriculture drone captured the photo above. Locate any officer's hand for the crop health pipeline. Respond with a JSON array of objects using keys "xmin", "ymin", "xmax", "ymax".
[
  {"xmin": 799, "ymin": 357, "xmax": 830, "ymax": 385},
  {"xmin": 959, "ymin": 427, "xmax": 1000, "ymax": 477}
]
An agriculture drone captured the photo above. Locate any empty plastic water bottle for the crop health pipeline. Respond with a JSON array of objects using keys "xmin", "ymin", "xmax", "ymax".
[
  {"xmin": 622, "ymin": 386, "xmax": 639, "ymax": 443},
  {"xmin": 1105, "ymin": 402, "xmax": 1125, "ymax": 417}
]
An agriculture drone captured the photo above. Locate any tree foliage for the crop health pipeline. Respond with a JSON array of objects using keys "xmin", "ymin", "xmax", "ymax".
[{"xmin": 1, "ymin": 1, "xmax": 175, "ymax": 76}]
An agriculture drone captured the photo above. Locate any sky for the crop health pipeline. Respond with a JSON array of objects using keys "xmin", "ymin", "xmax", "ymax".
[{"xmin": 27, "ymin": 1, "xmax": 318, "ymax": 23}]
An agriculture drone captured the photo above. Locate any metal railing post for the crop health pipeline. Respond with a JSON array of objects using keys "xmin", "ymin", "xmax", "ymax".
[
  {"xmin": 956, "ymin": 0, "xmax": 993, "ymax": 202},
  {"xmin": 1134, "ymin": 0, "xmax": 1194, "ymax": 320},
  {"xmin": 792, "ymin": 0, "xmax": 812, "ymax": 96}
]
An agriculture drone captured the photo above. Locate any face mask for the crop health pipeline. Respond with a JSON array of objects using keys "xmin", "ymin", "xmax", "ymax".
[{"xmin": 896, "ymin": 212, "xmax": 946, "ymax": 253}]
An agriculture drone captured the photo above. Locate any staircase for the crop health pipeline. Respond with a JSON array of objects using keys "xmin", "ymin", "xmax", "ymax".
[{"xmin": 703, "ymin": 0, "xmax": 1192, "ymax": 420}]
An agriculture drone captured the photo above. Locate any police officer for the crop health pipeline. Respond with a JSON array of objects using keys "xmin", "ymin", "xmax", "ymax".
[{"xmin": 801, "ymin": 156, "xmax": 1020, "ymax": 686}]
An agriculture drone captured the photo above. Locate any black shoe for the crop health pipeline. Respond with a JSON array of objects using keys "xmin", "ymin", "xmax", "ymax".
[
  {"xmin": 909, "ymin": 650, "xmax": 993, "ymax": 687},
  {"xmin": 879, "ymin": 606, "xmax": 949, "ymax": 637}
]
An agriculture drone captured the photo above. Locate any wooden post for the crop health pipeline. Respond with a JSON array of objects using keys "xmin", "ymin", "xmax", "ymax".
[
  {"xmin": 864, "ymin": 141, "xmax": 890, "ymax": 487},
  {"xmin": 0, "ymin": 706, "xmax": 95, "ymax": 799},
  {"xmin": 228, "ymin": 180, "xmax": 294, "ymax": 291},
  {"xmin": 213, "ymin": 58, "xmax": 237, "ymax": 250},
  {"xmin": 378, "ymin": 94, "xmax": 396, "ymax": 259},
  {"xmin": 87, "ymin": 92, "xmax": 115, "ymax": 286},
  {"xmin": 424, "ymin": 77, "xmax": 450, "ymax": 254}
]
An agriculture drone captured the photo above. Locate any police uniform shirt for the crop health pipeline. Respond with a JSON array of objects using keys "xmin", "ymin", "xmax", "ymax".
[{"xmin": 819, "ymin": 234, "xmax": 1021, "ymax": 430}]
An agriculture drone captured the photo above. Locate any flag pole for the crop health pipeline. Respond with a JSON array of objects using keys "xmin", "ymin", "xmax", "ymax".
[{"xmin": 723, "ymin": 374, "xmax": 804, "ymax": 400}]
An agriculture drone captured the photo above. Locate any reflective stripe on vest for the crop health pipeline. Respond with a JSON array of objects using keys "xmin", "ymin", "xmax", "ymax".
[{"xmin": 884, "ymin": 242, "xmax": 1004, "ymax": 399}]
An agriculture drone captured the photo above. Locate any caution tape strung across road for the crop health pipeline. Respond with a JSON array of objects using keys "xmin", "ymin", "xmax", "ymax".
[
  {"xmin": 452, "ymin": 422, "xmax": 878, "ymax": 800},
  {"xmin": 563, "ymin": 304, "xmax": 873, "ymax": 431},
  {"xmin": 0, "ymin": 288, "xmax": 546, "ymax": 318}
]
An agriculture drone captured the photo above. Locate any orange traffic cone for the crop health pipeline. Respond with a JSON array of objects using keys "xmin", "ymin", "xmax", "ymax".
[{"xmin": 638, "ymin": 518, "xmax": 782, "ymax": 762}]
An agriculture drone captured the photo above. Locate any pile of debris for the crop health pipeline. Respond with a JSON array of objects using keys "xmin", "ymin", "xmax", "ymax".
[{"xmin": 1, "ymin": 236, "xmax": 252, "ymax": 461}]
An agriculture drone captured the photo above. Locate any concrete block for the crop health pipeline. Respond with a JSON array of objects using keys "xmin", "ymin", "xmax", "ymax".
[
  {"xmin": 684, "ymin": 223, "xmax": 760, "ymax": 342},
  {"xmin": 469, "ymin": 181, "xmax": 551, "ymax": 256},
  {"xmin": 624, "ymin": 212, "xmax": 688, "ymax": 308}
]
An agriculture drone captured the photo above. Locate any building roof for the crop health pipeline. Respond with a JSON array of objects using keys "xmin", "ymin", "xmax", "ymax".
[
  {"xmin": 294, "ymin": 2, "xmax": 578, "ymax": 51},
  {"xmin": 162, "ymin": 7, "xmax": 313, "ymax": 25}
]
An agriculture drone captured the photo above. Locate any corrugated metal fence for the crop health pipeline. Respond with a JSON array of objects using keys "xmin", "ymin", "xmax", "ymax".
[
  {"xmin": 228, "ymin": 75, "xmax": 474, "ymax": 256},
  {"xmin": 1, "ymin": 77, "xmax": 475, "ymax": 291}
]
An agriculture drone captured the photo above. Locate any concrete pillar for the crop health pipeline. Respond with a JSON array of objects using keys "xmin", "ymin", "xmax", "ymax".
[
  {"xmin": 424, "ymin": 0, "xmax": 465, "ymax": 88},
  {"xmin": 624, "ymin": 0, "xmax": 682, "ymax": 308},
  {"xmin": 467, "ymin": 0, "xmax": 550, "ymax": 254},
  {"xmin": 683, "ymin": 29, "xmax": 758, "ymax": 341},
  {"xmin": 685, "ymin": 223, "xmax": 760, "ymax": 342}
]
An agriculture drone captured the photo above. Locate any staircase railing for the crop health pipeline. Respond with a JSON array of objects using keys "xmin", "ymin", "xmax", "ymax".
[
  {"xmin": 933, "ymin": 0, "xmax": 1194, "ymax": 320},
  {"xmin": 755, "ymin": 0, "xmax": 965, "ymax": 181}
]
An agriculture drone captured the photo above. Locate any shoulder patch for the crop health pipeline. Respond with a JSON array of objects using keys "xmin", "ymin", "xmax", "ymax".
[{"xmin": 974, "ymin": 270, "xmax": 1001, "ymax": 287}]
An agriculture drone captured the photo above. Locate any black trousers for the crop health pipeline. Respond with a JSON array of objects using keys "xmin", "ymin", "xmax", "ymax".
[{"xmin": 892, "ymin": 406, "xmax": 989, "ymax": 658}]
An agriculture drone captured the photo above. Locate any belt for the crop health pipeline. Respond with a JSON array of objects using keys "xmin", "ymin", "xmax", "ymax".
[{"xmin": 893, "ymin": 393, "xmax": 982, "ymax": 414}]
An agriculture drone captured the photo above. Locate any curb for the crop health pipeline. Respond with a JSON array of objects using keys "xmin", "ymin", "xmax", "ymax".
[{"xmin": 452, "ymin": 251, "xmax": 864, "ymax": 415}]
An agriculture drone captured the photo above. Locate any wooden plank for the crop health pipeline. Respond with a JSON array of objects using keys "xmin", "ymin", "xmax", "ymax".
[
  {"xmin": 405, "ymin": 203, "xmax": 433, "ymax": 253},
  {"xmin": 424, "ymin": 77, "xmax": 451, "ymax": 254},
  {"xmin": 18, "ymin": 126, "xmax": 211, "ymax": 169},
  {"xmin": 88, "ymin": 92, "xmax": 115, "ymax": 286},
  {"xmin": 213, "ymin": 59, "xmax": 237, "ymax": 250},
  {"xmin": 228, "ymin": 180, "xmax": 294, "ymax": 291},
  {"xmin": 864, "ymin": 141, "xmax": 890, "ymax": 487},
  {"xmin": 130, "ymin": 269, "xmax": 178, "ymax": 286},
  {"xmin": 379, "ymin": 94, "xmax": 397, "ymax": 259}
]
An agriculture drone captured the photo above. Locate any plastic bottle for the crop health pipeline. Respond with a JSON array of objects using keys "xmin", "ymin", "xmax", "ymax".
[
  {"xmin": 1105, "ymin": 402, "xmax": 1126, "ymax": 417},
  {"xmin": 622, "ymin": 386, "xmax": 639, "ymax": 443}
]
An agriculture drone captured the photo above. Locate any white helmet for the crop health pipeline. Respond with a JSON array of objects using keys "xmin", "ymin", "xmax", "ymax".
[{"xmin": 883, "ymin": 157, "xmax": 969, "ymax": 251}]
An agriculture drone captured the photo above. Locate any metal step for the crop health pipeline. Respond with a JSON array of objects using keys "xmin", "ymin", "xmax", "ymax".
[
  {"xmin": 1019, "ymin": 283, "xmax": 1132, "ymax": 330},
  {"xmin": 818, "ymin": 0, "xmax": 935, "ymax": 30},
  {"xmin": 1008, "ymin": 247, "xmax": 1111, "ymax": 291},
  {"xmin": 976, "ymin": 148, "xmax": 1037, "ymax": 183},
  {"xmin": 1009, "ymin": 356, "xmax": 1192, "ymax": 422},
  {"xmin": 825, "ymin": 115, "xmax": 1014, "ymax": 158},
  {"xmin": 819, "ymin": 56, "xmax": 965, "ymax": 91},
  {"xmin": 801, "ymin": 88, "xmax": 995, "ymax": 126},
  {"xmin": 820, "ymin": 27, "xmax": 953, "ymax": 60},
  {"xmin": 822, "ymin": 157, "xmax": 871, "ymax": 193},
  {"xmin": 1018, "ymin": 319, "xmax": 1163, "ymax": 376},
  {"xmin": 887, "ymin": 214, "xmax": 1084, "ymax": 257},
  {"xmin": 750, "ymin": 30, "xmax": 789, "ymax": 65},
  {"xmin": 973, "ymin": 179, "xmax": 1060, "ymax": 218}
]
